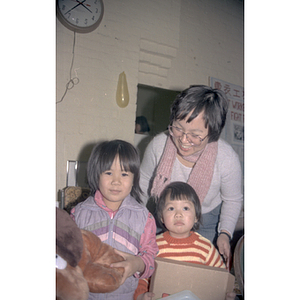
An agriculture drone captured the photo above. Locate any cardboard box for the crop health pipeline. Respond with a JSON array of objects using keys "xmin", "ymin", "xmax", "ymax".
[{"xmin": 149, "ymin": 258, "xmax": 235, "ymax": 300}]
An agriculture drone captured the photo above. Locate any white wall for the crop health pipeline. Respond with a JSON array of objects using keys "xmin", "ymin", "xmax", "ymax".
[{"xmin": 56, "ymin": 0, "xmax": 244, "ymax": 193}]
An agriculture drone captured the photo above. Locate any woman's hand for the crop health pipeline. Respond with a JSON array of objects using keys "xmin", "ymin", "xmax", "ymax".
[
  {"xmin": 110, "ymin": 249, "xmax": 145, "ymax": 285},
  {"xmin": 217, "ymin": 232, "xmax": 231, "ymax": 269},
  {"xmin": 136, "ymin": 292, "xmax": 155, "ymax": 300}
]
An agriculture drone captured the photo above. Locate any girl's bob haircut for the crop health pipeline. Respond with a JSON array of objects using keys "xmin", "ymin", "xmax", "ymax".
[
  {"xmin": 156, "ymin": 181, "xmax": 202, "ymax": 231},
  {"xmin": 87, "ymin": 139, "xmax": 142, "ymax": 203},
  {"xmin": 170, "ymin": 85, "xmax": 229, "ymax": 143}
]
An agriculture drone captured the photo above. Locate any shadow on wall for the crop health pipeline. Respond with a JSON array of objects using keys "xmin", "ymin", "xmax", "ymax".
[
  {"xmin": 78, "ymin": 142, "xmax": 98, "ymax": 162},
  {"xmin": 134, "ymin": 134, "xmax": 153, "ymax": 162},
  {"xmin": 76, "ymin": 142, "xmax": 98, "ymax": 188}
]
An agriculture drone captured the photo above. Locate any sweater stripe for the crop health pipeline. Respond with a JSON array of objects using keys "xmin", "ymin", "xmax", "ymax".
[
  {"xmin": 114, "ymin": 219, "xmax": 142, "ymax": 240},
  {"xmin": 98, "ymin": 232, "xmax": 109, "ymax": 242},
  {"xmin": 82, "ymin": 220, "xmax": 109, "ymax": 233},
  {"xmin": 113, "ymin": 232, "xmax": 138, "ymax": 254},
  {"xmin": 158, "ymin": 254, "xmax": 207, "ymax": 264},
  {"xmin": 158, "ymin": 247, "xmax": 206, "ymax": 261},
  {"xmin": 206, "ymin": 246, "xmax": 216, "ymax": 265},
  {"xmin": 114, "ymin": 226, "xmax": 140, "ymax": 248}
]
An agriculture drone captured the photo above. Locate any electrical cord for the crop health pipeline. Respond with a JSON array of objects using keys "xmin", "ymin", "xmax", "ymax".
[{"xmin": 56, "ymin": 31, "xmax": 79, "ymax": 104}]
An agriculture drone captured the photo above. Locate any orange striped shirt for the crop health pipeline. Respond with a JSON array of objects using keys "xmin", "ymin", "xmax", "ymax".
[{"xmin": 134, "ymin": 231, "xmax": 225, "ymax": 299}]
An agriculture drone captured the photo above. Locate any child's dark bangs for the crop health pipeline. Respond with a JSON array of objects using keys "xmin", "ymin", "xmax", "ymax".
[
  {"xmin": 118, "ymin": 156, "xmax": 130, "ymax": 172},
  {"xmin": 118, "ymin": 149, "xmax": 132, "ymax": 172},
  {"xmin": 100, "ymin": 151, "xmax": 116, "ymax": 172},
  {"xmin": 168, "ymin": 189, "xmax": 189, "ymax": 202}
]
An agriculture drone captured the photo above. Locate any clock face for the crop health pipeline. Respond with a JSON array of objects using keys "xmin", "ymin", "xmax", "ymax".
[{"xmin": 57, "ymin": 0, "xmax": 104, "ymax": 33}]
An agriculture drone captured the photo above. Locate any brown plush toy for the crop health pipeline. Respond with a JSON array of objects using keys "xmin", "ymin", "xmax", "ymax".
[{"xmin": 56, "ymin": 208, "xmax": 125, "ymax": 300}]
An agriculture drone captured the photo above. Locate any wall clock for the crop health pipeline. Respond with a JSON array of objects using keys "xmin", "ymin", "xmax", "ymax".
[{"xmin": 57, "ymin": 0, "xmax": 104, "ymax": 33}]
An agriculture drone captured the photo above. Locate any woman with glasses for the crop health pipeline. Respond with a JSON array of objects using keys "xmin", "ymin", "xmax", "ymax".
[{"xmin": 139, "ymin": 85, "xmax": 243, "ymax": 268}]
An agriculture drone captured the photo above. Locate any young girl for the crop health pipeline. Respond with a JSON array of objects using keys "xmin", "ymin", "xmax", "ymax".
[
  {"xmin": 71, "ymin": 140, "xmax": 159, "ymax": 300},
  {"xmin": 134, "ymin": 182, "xmax": 235, "ymax": 300}
]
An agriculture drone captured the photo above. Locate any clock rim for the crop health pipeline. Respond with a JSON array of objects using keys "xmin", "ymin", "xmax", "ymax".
[{"xmin": 56, "ymin": 0, "xmax": 104, "ymax": 34}]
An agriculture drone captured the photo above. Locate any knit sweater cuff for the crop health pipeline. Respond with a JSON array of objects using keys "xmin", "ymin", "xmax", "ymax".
[{"xmin": 133, "ymin": 279, "xmax": 149, "ymax": 300}]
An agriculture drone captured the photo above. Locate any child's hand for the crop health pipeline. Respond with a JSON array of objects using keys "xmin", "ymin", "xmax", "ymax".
[
  {"xmin": 136, "ymin": 292, "xmax": 155, "ymax": 300},
  {"xmin": 110, "ymin": 249, "xmax": 145, "ymax": 285}
]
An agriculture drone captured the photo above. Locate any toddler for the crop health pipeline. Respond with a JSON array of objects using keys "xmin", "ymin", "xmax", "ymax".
[
  {"xmin": 71, "ymin": 140, "xmax": 159, "ymax": 300},
  {"xmin": 134, "ymin": 181, "xmax": 235, "ymax": 300}
]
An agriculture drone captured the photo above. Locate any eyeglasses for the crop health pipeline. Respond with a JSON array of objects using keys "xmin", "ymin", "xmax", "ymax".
[{"xmin": 168, "ymin": 125, "xmax": 208, "ymax": 145}]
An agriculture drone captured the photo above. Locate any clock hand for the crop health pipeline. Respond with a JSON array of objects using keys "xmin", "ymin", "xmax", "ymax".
[
  {"xmin": 64, "ymin": 0, "xmax": 94, "ymax": 19},
  {"xmin": 79, "ymin": 4, "xmax": 92, "ymax": 13},
  {"xmin": 64, "ymin": 3, "xmax": 82, "ymax": 15},
  {"xmin": 64, "ymin": 0, "xmax": 88, "ymax": 15},
  {"xmin": 76, "ymin": 0, "xmax": 93, "ymax": 13}
]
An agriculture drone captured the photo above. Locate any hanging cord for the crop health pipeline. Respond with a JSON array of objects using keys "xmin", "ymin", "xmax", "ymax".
[{"xmin": 56, "ymin": 31, "xmax": 79, "ymax": 104}]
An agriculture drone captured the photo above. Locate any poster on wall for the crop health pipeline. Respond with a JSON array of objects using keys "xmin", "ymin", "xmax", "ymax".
[{"xmin": 210, "ymin": 77, "xmax": 244, "ymax": 176}]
